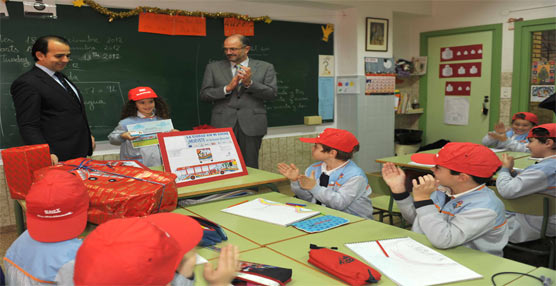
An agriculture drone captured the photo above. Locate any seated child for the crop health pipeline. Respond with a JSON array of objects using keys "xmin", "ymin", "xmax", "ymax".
[
  {"xmin": 381, "ymin": 142, "xmax": 509, "ymax": 256},
  {"xmin": 70, "ymin": 213, "xmax": 239, "ymax": 286},
  {"xmin": 108, "ymin": 86, "xmax": 176, "ymax": 167},
  {"xmin": 277, "ymin": 128, "xmax": 373, "ymax": 219},
  {"xmin": 496, "ymin": 123, "xmax": 556, "ymax": 243},
  {"xmin": 482, "ymin": 112, "xmax": 538, "ymax": 152},
  {"xmin": 3, "ymin": 170, "xmax": 89, "ymax": 285}
]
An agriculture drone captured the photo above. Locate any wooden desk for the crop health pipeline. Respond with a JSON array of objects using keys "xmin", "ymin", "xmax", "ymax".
[
  {"xmin": 266, "ymin": 220, "xmax": 536, "ymax": 285},
  {"xmin": 183, "ymin": 192, "xmax": 365, "ymax": 246}
]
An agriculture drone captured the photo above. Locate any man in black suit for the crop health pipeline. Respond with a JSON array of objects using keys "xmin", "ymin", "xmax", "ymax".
[{"xmin": 11, "ymin": 35, "xmax": 94, "ymax": 164}]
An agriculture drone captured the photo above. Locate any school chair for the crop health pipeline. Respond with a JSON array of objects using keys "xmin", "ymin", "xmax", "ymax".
[
  {"xmin": 368, "ymin": 172, "xmax": 406, "ymax": 228},
  {"xmin": 493, "ymin": 187, "xmax": 555, "ymax": 269}
]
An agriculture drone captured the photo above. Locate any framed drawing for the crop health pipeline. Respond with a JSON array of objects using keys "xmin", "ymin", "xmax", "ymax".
[
  {"xmin": 158, "ymin": 128, "xmax": 248, "ymax": 187},
  {"xmin": 366, "ymin": 17, "xmax": 388, "ymax": 52}
]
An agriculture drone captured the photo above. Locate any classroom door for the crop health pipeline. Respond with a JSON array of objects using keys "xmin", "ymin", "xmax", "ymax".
[{"xmin": 425, "ymin": 31, "xmax": 493, "ymax": 144}]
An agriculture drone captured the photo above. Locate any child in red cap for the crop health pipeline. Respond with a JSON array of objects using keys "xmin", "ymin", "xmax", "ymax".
[
  {"xmin": 277, "ymin": 128, "xmax": 374, "ymax": 219},
  {"xmin": 108, "ymin": 86, "xmax": 177, "ymax": 167},
  {"xmin": 497, "ymin": 123, "xmax": 556, "ymax": 243},
  {"xmin": 69, "ymin": 213, "xmax": 239, "ymax": 286},
  {"xmin": 482, "ymin": 112, "xmax": 538, "ymax": 152},
  {"xmin": 381, "ymin": 142, "xmax": 509, "ymax": 256},
  {"xmin": 3, "ymin": 170, "xmax": 89, "ymax": 285}
]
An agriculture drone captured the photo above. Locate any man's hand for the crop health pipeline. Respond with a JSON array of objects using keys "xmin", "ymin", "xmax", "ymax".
[
  {"xmin": 203, "ymin": 244, "xmax": 240, "ymax": 286},
  {"xmin": 412, "ymin": 174, "xmax": 438, "ymax": 201},
  {"xmin": 277, "ymin": 162, "xmax": 300, "ymax": 181},
  {"xmin": 501, "ymin": 153, "xmax": 514, "ymax": 170},
  {"xmin": 298, "ymin": 171, "xmax": 317, "ymax": 190},
  {"xmin": 237, "ymin": 65, "xmax": 252, "ymax": 87},
  {"xmin": 50, "ymin": 154, "xmax": 59, "ymax": 165},
  {"xmin": 225, "ymin": 75, "xmax": 240, "ymax": 93},
  {"xmin": 381, "ymin": 162, "xmax": 406, "ymax": 194},
  {"xmin": 91, "ymin": 135, "xmax": 96, "ymax": 150}
]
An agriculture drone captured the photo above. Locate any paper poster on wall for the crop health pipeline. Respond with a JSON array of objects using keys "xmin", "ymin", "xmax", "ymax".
[
  {"xmin": 365, "ymin": 74, "xmax": 395, "ymax": 95},
  {"xmin": 336, "ymin": 76, "xmax": 359, "ymax": 94},
  {"xmin": 445, "ymin": 81, "xmax": 471, "ymax": 96},
  {"xmin": 440, "ymin": 44, "xmax": 483, "ymax": 61},
  {"xmin": 444, "ymin": 96, "xmax": 469, "ymax": 125},
  {"xmin": 364, "ymin": 57, "xmax": 395, "ymax": 74},
  {"xmin": 224, "ymin": 18, "xmax": 254, "ymax": 36},
  {"xmin": 319, "ymin": 55, "xmax": 335, "ymax": 77},
  {"xmin": 530, "ymin": 85, "xmax": 555, "ymax": 102},
  {"xmin": 531, "ymin": 60, "xmax": 555, "ymax": 84},
  {"xmin": 439, "ymin": 63, "xmax": 481, "ymax": 78},
  {"xmin": 318, "ymin": 77, "xmax": 334, "ymax": 120},
  {"xmin": 157, "ymin": 128, "xmax": 247, "ymax": 187}
]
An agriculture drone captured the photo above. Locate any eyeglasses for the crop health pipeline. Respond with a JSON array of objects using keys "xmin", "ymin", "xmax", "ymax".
[{"xmin": 223, "ymin": 46, "xmax": 245, "ymax": 52}]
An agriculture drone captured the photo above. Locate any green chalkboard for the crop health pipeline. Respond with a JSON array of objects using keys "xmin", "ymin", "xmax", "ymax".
[{"xmin": 0, "ymin": 2, "xmax": 333, "ymax": 149}]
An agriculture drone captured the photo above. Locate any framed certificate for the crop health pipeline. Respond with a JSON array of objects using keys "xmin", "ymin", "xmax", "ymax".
[{"xmin": 157, "ymin": 128, "xmax": 248, "ymax": 187}]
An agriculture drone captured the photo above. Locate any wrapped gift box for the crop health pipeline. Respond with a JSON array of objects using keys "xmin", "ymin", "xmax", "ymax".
[
  {"xmin": 35, "ymin": 158, "xmax": 178, "ymax": 224},
  {"xmin": 1, "ymin": 144, "xmax": 51, "ymax": 199}
]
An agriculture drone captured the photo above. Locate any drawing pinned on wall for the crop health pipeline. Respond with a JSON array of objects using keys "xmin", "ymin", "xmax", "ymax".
[
  {"xmin": 440, "ymin": 44, "xmax": 483, "ymax": 61},
  {"xmin": 531, "ymin": 60, "xmax": 555, "ymax": 84},
  {"xmin": 439, "ymin": 63, "xmax": 481, "ymax": 78},
  {"xmin": 445, "ymin": 81, "xmax": 471, "ymax": 96},
  {"xmin": 530, "ymin": 85, "xmax": 555, "ymax": 102},
  {"xmin": 364, "ymin": 57, "xmax": 395, "ymax": 74},
  {"xmin": 319, "ymin": 55, "xmax": 335, "ymax": 77},
  {"xmin": 444, "ymin": 96, "xmax": 469, "ymax": 125}
]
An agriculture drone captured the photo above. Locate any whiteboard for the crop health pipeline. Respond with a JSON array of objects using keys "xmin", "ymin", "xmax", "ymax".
[{"xmin": 221, "ymin": 198, "xmax": 320, "ymax": 226}]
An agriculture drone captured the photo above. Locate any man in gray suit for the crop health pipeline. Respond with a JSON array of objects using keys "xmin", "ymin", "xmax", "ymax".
[{"xmin": 200, "ymin": 34, "xmax": 277, "ymax": 168}]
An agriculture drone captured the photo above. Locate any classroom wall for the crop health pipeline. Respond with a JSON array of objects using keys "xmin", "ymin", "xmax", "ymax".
[{"xmin": 393, "ymin": 1, "xmax": 556, "ymax": 126}]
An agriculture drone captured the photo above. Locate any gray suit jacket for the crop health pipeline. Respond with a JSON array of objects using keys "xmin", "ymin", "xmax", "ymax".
[{"xmin": 200, "ymin": 59, "xmax": 277, "ymax": 136}]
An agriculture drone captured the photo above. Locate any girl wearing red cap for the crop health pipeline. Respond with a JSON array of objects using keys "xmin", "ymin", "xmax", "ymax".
[
  {"xmin": 108, "ymin": 86, "xmax": 175, "ymax": 167},
  {"xmin": 482, "ymin": 112, "xmax": 538, "ymax": 152},
  {"xmin": 496, "ymin": 123, "xmax": 556, "ymax": 243}
]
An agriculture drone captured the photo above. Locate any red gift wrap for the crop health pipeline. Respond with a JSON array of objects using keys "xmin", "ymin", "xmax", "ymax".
[
  {"xmin": 34, "ymin": 158, "xmax": 178, "ymax": 224},
  {"xmin": 1, "ymin": 144, "xmax": 51, "ymax": 200}
]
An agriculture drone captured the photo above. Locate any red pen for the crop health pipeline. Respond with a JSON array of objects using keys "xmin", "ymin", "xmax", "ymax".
[
  {"xmin": 226, "ymin": 200, "xmax": 248, "ymax": 208},
  {"xmin": 376, "ymin": 240, "xmax": 389, "ymax": 257}
]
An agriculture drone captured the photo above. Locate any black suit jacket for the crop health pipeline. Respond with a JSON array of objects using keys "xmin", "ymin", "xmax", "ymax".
[{"xmin": 11, "ymin": 66, "xmax": 92, "ymax": 161}]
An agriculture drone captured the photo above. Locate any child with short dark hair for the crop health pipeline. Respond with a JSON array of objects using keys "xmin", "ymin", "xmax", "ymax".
[
  {"xmin": 496, "ymin": 123, "xmax": 556, "ymax": 243},
  {"xmin": 3, "ymin": 170, "xmax": 89, "ymax": 285},
  {"xmin": 108, "ymin": 86, "xmax": 175, "ymax": 167},
  {"xmin": 382, "ymin": 142, "xmax": 509, "ymax": 256},
  {"xmin": 482, "ymin": 112, "xmax": 538, "ymax": 152},
  {"xmin": 277, "ymin": 128, "xmax": 373, "ymax": 219}
]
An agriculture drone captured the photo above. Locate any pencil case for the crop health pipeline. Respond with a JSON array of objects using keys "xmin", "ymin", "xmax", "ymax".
[
  {"xmin": 188, "ymin": 216, "xmax": 228, "ymax": 246},
  {"xmin": 308, "ymin": 244, "xmax": 381, "ymax": 286},
  {"xmin": 232, "ymin": 261, "xmax": 292, "ymax": 286}
]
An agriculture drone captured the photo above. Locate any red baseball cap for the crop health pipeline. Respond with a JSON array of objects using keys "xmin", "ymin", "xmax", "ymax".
[
  {"xmin": 74, "ymin": 214, "xmax": 202, "ymax": 285},
  {"xmin": 528, "ymin": 123, "xmax": 556, "ymax": 138},
  {"xmin": 410, "ymin": 142, "xmax": 502, "ymax": 178},
  {"xmin": 128, "ymin": 86, "xmax": 158, "ymax": 101},
  {"xmin": 26, "ymin": 170, "xmax": 89, "ymax": 242},
  {"xmin": 512, "ymin": 112, "xmax": 538, "ymax": 125},
  {"xmin": 300, "ymin": 128, "xmax": 359, "ymax": 153}
]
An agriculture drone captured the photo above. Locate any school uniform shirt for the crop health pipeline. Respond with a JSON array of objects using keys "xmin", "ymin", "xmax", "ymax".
[
  {"xmin": 394, "ymin": 185, "xmax": 509, "ymax": 257},
  {"xmin": 481, "ymin": 129, "xmax": 529, "ymax": 152},
  {"xmin": 54, "ymin": 261, "xmax": 194, "ymax": 286},
  {"xmin": 496, "ymin": 155, "xmax": 556, "ymax": 243},
  {"xmin": 3, "ymin": 230, "xmax": 81, "ymax": 285},
  {"xmin": 290, "ymin": 160, "xmax": 374, "ymax": 219},
  {"xmin": 107, "ymin": 112, "xmax": 164, "ymax": 167}
]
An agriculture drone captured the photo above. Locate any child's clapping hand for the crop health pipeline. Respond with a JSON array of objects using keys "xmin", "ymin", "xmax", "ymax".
[{"xmin": 277, "ymin": 163, "xmax": 300, "ymax": 181}]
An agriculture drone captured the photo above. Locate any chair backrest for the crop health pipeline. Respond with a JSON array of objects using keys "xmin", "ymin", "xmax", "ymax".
[
  {"xmin": 367, "ymin": 172, "xmax": 390, "ymax": 196},
  {"xmin": 491, "ymin": 186, "xmax": 555, "ymax": 239}
]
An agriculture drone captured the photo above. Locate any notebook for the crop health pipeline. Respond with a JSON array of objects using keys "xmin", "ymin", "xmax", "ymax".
[
  {"xmin": 221, "ymin": 198, "xmax": 320, "ymax": 226},
  {"xmin": 345, "ymin": 237, "xmax": 482, "ymax": 286},
  {"xmin": 292, "ymin": 215, "xmax": 349, "ymax": 233}
]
